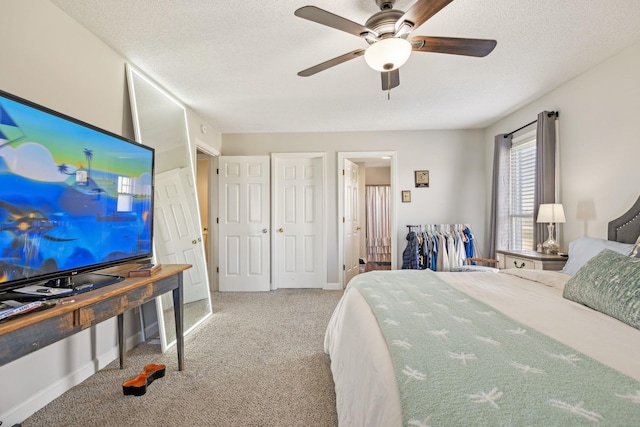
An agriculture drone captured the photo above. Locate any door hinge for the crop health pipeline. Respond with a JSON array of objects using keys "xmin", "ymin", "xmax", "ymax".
[
  {"xmin": 343, "ymin": 264, "xmax": 345, "ymax": 271},
  {"xmin": 342, "ymin": 217, "xmax": 345, "ymax": 223},
  {"xmin": 216, "ymin": 217, "xmax": 219, "ymax": 224},
  {"xmin": 216, "ymin": 267, "xmax": 219, "ymax": 273},
  {"xmin": 216, "ymin": 168, "xmax": 219, "ymax": 174},
  {"xmin": 342, "ymin": 169, "xmax": 345, "ymax": 176}
]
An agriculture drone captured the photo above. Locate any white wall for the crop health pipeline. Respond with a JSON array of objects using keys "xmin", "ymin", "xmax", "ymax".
[
  {"xmin": 0, "ymin": 1, "xmax": 221, "ymax": 423},
  {"xmin": 0, "ymin": 2, "xmax": 129, "ymax": 423},
  {"xmin": 484, "ymin": 40, "xmax": 640, "ymax": 250},
  {"xmin": 366, "ymin": 166, "xmax": 391, "ymax": 185},
  {"xmin": 221, "ymin": 129, "xmax": 487, "ymax": 282}
]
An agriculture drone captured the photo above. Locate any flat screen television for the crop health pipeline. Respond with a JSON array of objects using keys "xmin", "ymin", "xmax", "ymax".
[{"xmin": 0, "ymin": 89, "xmax": 154, "ymax": 299}]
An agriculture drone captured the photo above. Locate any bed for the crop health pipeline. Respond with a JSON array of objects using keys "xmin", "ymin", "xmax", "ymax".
[{"xmin": 325, "ymin": 197, "xmax": 640, "ymax": 426}]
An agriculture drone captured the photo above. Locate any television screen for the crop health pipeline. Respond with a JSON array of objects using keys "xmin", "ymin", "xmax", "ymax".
[{"xmin": 0, "ymin": 89, "xmax": 154, "ymax": 295}]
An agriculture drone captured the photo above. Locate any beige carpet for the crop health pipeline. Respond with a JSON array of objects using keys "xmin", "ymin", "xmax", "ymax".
[{"xmin": 22, "ymin": 289, "xmax": 343, "ymax": 427}]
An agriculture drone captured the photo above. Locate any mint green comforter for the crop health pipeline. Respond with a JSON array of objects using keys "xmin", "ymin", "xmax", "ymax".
[{"xmin": 349, "ymin": 270, "xmax": 640, "ymax": 426}]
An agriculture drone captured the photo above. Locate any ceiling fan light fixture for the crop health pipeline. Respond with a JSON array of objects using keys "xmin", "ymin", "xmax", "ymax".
[{"xmin": 364, "ymin": 37, "xmax": 412, "ymax": 72}]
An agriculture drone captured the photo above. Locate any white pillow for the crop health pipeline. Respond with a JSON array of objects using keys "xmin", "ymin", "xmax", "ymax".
[{"xmin": 561, "ymin": 237, "xmax": 633, "ymax": 276}]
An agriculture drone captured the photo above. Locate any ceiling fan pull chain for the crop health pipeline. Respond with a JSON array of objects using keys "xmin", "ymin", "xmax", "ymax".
[{"xmin": 387, "ymin": 73, "xmax": 391, "ymax": 100}]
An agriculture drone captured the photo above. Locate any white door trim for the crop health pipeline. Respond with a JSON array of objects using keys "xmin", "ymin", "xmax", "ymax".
[
  {"xmin": 196, "ymin": 139, "xmax": 220, "ymax": 158},
  {"xmin": 337, "ymin": 151, "xmax": 398, "ymax": 289},
  {"xmin": 271, "ymin": 152, "xmax": 327, "ymax": 290}
]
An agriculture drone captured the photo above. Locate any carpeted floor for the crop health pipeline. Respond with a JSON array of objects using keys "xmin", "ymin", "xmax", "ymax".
[{"xmin": 22, "ymin": 289, "xmax": 343, "ymax": 427}]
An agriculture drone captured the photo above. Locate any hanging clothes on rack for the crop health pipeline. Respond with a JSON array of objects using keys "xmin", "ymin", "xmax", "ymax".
[
  {"xmin": 464, "ymin": 226, "xmax": 475, "ymax": 259},
  {"xmin": 402, "ymin": 226, "xmax": 420, "ymax": 269},
  {"xmin": 403, "ymin": 224, "xmax": 477, "ymax": 271}
]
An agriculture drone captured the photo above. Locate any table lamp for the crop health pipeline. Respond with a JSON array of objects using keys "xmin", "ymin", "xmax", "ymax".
[{"xmin": 537, "ymin": 203, "xmax": 565, "ymax": 254}]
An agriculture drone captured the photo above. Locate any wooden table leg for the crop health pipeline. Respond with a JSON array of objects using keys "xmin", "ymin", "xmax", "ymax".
[
  {"xmin": 172, "ymin": 273, "xmax": 185, "ymax": 371},
  {"xmin": 117, "ymin": 313, "xmax": 125, "ymax": 369}
]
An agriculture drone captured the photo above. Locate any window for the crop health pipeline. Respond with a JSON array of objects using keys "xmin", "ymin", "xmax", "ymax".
[
  {"xmin": 508, "ymin": 131, "xmax": 536, "ymax": 250},
  {"xmin": 117, "ymin": 175, "xmax": 134, "ymax": 212}
]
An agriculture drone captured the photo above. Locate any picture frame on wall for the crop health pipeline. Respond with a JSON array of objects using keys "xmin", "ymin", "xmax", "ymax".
[
  {"xmin": 402, "ymin": 190, "xmax": 411, "ymax": 203},
  {"xmin": 414, "ymin": 170, "xmax": 429, "ymax": 188}
]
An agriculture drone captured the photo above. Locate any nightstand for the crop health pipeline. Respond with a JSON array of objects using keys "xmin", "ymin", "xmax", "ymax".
[{"xmin": 496, "ymin": 249, "xmax": 567, "ymax": 271}]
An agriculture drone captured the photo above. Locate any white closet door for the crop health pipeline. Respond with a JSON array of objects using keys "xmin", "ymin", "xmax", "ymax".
[
  {"xmin": 273, "ymin": 155, "xmax": 326, "ymax": 288},
  {"xmin": 218, "ymin": 156, "xmax": 270, "ymax": 292}
]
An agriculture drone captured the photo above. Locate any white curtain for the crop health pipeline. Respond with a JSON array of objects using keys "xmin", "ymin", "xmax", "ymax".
[{"xmin": 366, "ymin": 186, "xmax": 391, "ymax": 262}]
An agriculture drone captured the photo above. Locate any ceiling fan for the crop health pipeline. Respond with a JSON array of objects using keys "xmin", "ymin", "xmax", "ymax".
[{"xmin": 295, "ymin": 0, "xmax": 497, "ymax": 92}]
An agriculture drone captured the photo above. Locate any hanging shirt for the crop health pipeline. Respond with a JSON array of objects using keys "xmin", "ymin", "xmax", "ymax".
[
  {"xmin": 464, "ymin": 227, "xmax": 475, "ymax": 259},
  {"xmin": 402, "ymin": 231, "xmax": 420, "ymax": 269}
]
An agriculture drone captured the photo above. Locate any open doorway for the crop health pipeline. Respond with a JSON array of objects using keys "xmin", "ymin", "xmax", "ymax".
[
  {"xmin": 195, "ymin": 141, "xmax": 220, "ymax": 291},
  {"xmin": 337, "ymin": 152, "xmax": 397, "ymax": 288},
  {"xmin": 196, "ymin": 151, "xmax": 210, "ymax": 262}
]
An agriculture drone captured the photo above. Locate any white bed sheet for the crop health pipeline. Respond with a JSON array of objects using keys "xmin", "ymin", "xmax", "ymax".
[
  {"xmin": 324, "ymin": 270, "xmax": 640, "ymax": 426},
  {"xmin": 324, "ymin": 287, "xmax": 402, "ymax": 427}
]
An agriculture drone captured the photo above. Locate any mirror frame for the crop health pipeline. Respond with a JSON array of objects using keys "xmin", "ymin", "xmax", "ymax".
[{"xmin": 126, "ymin": 64, "xmax": 212, "ymax": 351}]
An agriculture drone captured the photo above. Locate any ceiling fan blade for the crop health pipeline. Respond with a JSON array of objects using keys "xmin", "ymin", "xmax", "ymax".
[
  {"xmin": 396, "ymin": 0, "xmax": 454, "ymax": 33},
  {"xmin": 381, "ymin": 69, "xmax": 400, "ymax": 91},
  {"xmin": 298, "ymin": 49, "xmax": 365, "ymax": 77},
  {"xmin": 295, "ymin": 6, "xmax": 374, "ymax": 38},
  {"xmin": 411, "ymin": 36, "xmax": 497, "ymax": 57}
]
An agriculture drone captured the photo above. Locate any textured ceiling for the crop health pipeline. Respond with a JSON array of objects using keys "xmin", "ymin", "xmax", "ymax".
[{"xmin": 50, "ymin": 0, "xmax": 640, "ymax": 134}]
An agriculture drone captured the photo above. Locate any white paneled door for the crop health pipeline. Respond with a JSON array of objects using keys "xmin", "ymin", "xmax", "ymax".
[
  {"xmin": 343, "ymin": 159, "xmax": 360, "ymax": 285},
  {"xmin": 218, "ymin": 156, "xmax": 270, "ymax": 292},
  {"xmin": 154, "ymin": 168, "xmax": 210, "ymax": 303},
  {"xmin": 273, "ymin": 155, "xmax": 326, "ymax": 288}
]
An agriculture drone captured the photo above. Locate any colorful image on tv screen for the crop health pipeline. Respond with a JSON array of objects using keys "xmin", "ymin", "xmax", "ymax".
[{"xmin": 0, "ymin": 93, "xmax": 153, "ymax": 285}]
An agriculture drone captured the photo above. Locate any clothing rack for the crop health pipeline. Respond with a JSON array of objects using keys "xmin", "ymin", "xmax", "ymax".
[
  {"xmin": 402, "ymin": 224, "xmax": 476, "ymax": 271},
  {"xmin": 406, "ymin": 224, "xmax": 469, "ymax": 233}
]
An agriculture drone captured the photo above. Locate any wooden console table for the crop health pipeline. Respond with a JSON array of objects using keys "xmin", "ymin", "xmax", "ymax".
[{"xmin": 0, "ymin": 263, "xmax": 191, "ymax": 370}]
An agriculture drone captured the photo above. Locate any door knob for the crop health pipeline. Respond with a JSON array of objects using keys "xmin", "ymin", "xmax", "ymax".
[
  {"xmin": 192, "ymin": 239, "xmax": 197, "ymax": 244},
  {"xmin": 278, "ymin": 228, "xmax": 284, "ymax": 233},
  {"xmin": 356, "ymin": 226, "xmax": 361, "ymax": 230},
  {"xmin": 262, "ymin": 228, "xmax": 268, "ymax": 233}
]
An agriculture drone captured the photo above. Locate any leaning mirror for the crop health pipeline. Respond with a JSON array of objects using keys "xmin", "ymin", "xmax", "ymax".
[{"xmin": 126, "ymin": 65, "xmax": 212, "ymax": 352}]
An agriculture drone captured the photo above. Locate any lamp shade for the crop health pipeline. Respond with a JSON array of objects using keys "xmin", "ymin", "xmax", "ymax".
[
  {"xmin": 537, "ymin": 203, "xmax": 566, "ymax": 223},
  {"xmin": 364, "ymin": 37, "xmax": 412, "ymax": 72}
]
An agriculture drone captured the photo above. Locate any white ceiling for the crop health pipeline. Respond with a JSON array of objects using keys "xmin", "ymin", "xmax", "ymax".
[{"xmin": 50, "ymin": 0, "xmax": 640, "ymax": 134}]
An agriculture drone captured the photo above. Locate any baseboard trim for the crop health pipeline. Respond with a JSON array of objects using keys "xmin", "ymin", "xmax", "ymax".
[
  {"xmin": 323, "ymin": 282, "xmax": 342, "ymax": 291},
  {"xmin": 2, "ymin": 346, "xmax": 119, "ymax": 426},
  {"xmin": 3, "ymin": 329, "xmax": 147, "ymax": 425}
]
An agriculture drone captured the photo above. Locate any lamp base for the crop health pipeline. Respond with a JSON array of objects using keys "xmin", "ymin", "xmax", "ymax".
[
  {"xmin": 542, "ymin": 238, "xmax": 560, "ymax": 255},
  {"xmin": 542, "ymin": 223, "xmax": 559, "ymax": 254}
]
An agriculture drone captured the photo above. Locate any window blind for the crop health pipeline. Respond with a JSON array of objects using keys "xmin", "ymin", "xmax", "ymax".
[{"xmin": 509, "ymin": 138, "xmax": 536, "ymax": 250}]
